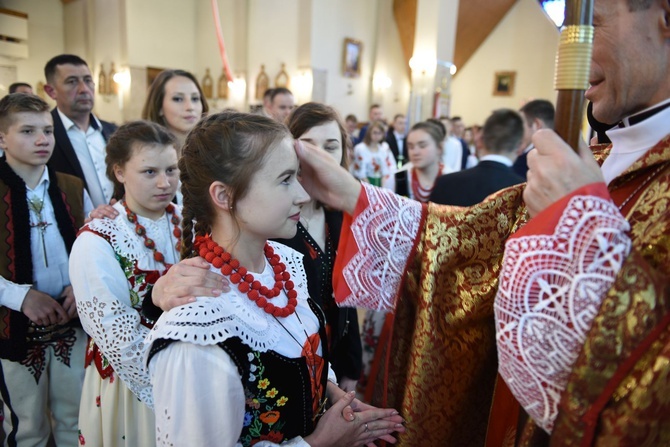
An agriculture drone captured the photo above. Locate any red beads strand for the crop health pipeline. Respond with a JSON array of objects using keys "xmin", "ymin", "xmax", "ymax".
[
  {"xmin": 194, "ymin": 235, "xmax": 297, "ymax": 318},
  {"xmin": 123, "ymin": 201, "xmax": 181, "ymax": 263}
]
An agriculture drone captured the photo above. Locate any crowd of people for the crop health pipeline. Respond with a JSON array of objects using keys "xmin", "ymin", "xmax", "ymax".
[{"xmin": 1, "ymin": 0, "xmax": 669, "ymax": 444}]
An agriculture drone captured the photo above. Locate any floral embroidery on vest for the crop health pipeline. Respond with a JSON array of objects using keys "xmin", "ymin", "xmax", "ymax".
[{"xmin": 241, "ymin": 351, "xmax": 289, "ymax": 446}]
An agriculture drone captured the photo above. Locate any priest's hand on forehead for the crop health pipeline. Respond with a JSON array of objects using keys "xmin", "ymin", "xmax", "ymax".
[{"xmin": 294, "ymin": 140, "xmax": 361, "ymax": 215}]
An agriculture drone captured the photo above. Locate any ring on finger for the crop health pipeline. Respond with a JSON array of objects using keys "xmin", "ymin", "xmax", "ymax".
[{"xmin": 364, "ymin": 423, "xmax": 369, "ymax": 432}]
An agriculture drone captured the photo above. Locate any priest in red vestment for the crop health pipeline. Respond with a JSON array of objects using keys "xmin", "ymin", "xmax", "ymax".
[{"xmin": 292, "ymin": 2, "xmax": 670, "ymax": 445}]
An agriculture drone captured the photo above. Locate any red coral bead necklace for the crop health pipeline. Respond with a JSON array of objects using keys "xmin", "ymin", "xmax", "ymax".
[
  {"xmin": 411, "ymin": 163, "xmax": 443, "ymax": 203},
  {"xmin": 194, "ymin": 234, "xmax": 298, "ymax": 318},
  {"xmin": 123, "ymin": 200, "xmax": 181, "ymax": 264}
]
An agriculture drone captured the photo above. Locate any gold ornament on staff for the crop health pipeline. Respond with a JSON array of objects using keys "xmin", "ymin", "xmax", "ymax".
[{"xmin": 553, "ymin": 0, "xmax": 594, "ymax": 153}]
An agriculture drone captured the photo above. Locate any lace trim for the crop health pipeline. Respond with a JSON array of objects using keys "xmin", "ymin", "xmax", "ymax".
[
  {"xmin": 146, "ymin": 242, "xmax": 309, "ymax": 352},
  {"xmin": 76, "ymin": 202, "xmax": 181, "ymax": 408},
  {"xmin": 494, "ymin": 196, "xmax": 631, "ymax": 433},
  {"xmin": 83, "ymin": 201, "xmax": 180, "ymax": 271},
  {"xmin": 79, "ymin": 297, "xmax": 155, "ymax": 406},
  {"xmin": 339, "ymin": 183, "xmax": 423, "ymax": 311}
]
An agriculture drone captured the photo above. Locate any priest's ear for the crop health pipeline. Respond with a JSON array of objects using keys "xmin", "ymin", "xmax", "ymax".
[{"xmin": 658, "ymin": 0, "xmax": 670, "ymax": 35}]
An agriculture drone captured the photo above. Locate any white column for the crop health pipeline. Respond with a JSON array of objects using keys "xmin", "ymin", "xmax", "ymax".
[{"xmin": 409, "ymin": 0, "xmax": 459, "ymax": 123}]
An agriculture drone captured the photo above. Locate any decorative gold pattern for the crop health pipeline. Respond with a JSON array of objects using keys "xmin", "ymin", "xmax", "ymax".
[
  {"xmin": 377, "ymin": 137, "xmax": 670, "ymax": 446},
  {"xmin": 554, "ymin": 25, "xmax": 594, "ymax": 90},
  {"xmin": 520, "ymin": 137, "xmax": 670, "ymax": 445},
  {"xmin": 370, "ymin": 187, "xmax": 528, "ymax": 446}
]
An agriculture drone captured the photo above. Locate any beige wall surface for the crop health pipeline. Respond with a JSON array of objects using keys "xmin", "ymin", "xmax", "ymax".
[
  {"xmin": 0, "ymin": 0, "xmax": 561, "ymax": 128},
  {"xmin": 0, "ymin": 0, "xmax": 64, "ymax": 101},
  {"xmin": 450, "ymin": 0, "xmax": 559, "ymax": 126}
]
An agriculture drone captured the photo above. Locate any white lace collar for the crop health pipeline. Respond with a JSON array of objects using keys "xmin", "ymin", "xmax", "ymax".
[
  {"xmin": 84, "ymin": 201, "xmax": 182, "ymax": 268},
  {"xmin": 145, "ymin": 241, "xmax": 309, "ymax": 352}
]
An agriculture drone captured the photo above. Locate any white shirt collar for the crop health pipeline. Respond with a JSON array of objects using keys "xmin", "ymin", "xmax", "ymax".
[
  {"xmin": 602, "ymin": 98, "xmax": 670, "ymax": 184},
  {"xmin": 27, "ymin": 167, "xmax": 50, "ymax": 193},
  {"xmin": 57, "ymin": 108, "xmax": 102, "ymax": 132},
  {"xmin": 480, "ymin": 154, "xmax": 513, "ymax": 167}
]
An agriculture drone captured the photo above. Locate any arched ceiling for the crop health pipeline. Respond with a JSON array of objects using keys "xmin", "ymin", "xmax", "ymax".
[{"xmin": 393, "ymin": 0, "xmax": 518, "ymax": 74}]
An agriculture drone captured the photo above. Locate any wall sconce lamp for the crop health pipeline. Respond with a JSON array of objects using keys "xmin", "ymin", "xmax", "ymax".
[
  {"xmin": 409, "ymin": 54, "xmax": 437, "ymax": 75},
  {"xmin": 293, "ymin": 68, "xmax": 314, "ymax": 103},
  {"xmin": 373, "ymin": 73, "xmax": 392, "ymax": 91},
  {"xmin": 98, "ymin": 62, "xmax": 130, "ymax": 101}
]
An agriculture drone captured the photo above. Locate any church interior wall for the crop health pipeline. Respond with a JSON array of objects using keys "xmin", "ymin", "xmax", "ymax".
[
  {"xmin": 450, "ymin": 0, "xmax": 559, "ymax": 126},
  {"xmin": 1, "ymin": 0, "xmax": 561, "ymax": 129},
  {"xmin": 0, "ymin": 0, "xmax": 64, "ymax": 102}
]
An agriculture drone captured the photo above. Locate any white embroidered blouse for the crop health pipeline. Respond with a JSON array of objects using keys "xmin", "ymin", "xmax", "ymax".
[
  {"xmin": 146, "ymin": 241, "xmax": 336, "ymax": 447},
  {"xmin": 70, "ymin": 201, "xmax": 181, "ymax": 408}
]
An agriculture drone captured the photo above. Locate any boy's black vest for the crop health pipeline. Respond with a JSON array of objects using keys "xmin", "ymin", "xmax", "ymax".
[{"xmin": 0, "ymin": 158, "xmax": 84, "ymax": 361}]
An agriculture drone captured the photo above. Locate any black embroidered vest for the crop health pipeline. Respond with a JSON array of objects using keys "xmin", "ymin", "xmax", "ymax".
[
  {"xmin": 0, "ymin": 160, "xmax": 84, "ymax": 361},
  {"xmin": 149, "ymin": 299, "xmax": 330, "ymax": 446}
]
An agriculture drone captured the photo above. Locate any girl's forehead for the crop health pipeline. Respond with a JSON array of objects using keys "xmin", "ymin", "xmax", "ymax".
[{"xmin": 259, "ymin": 137, "xmax": 297, "ymax": 169}]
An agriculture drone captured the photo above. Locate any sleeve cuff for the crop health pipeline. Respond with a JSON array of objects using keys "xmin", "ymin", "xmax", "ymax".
[
  {"xmin": 2, "ymin": 283, "xmax": 31, "ymax": 312},
  {"xmin": 515, "ymin": 182, "xmax": 611, "ymax": 238},
  {"xmin": 141, "ymin": 286, "xmax": 163, "ymax": 322}
]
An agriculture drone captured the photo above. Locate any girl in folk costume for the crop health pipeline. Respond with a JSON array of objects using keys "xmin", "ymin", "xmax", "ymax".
[
  {"xmin": 145, "ymin": 112, "xmax": 404, "ymax": 447},
  {"xmin": 70, "ymin": 121, "xmax": 181, "ymax": 446},
  {"xmin": 358, "ymin": 121, "xmax": 450, "ymax": 400},
  {"xmin": 388, "ymin": 121, "xmax": 451, "ymax": 203},
  {"xmin": 350, "ymin": 120, "xmax": 396, "ymax": 188},
  {"xmin": 276, "ymin": 103, "xmax": 363, "ymax": 393}
]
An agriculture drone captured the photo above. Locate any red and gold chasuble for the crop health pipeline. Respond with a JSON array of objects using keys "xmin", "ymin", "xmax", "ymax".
[{"xmin": 334, "ymin": 136, "xmax": 670, "ymax": 446}]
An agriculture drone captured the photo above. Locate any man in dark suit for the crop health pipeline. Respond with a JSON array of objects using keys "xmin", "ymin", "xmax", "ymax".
[
  {"xmin": 512, "ymin": 99, "xmax": 555, "ymax": 180},
  {"xmin": 355, "ymin": 103, "xmax": 383, "ymax": 144},
  {"xmin": 44, "ymin": 54, "xmax": 117, "ymax": 207},
  {"xmin": 430, "ymin": 109, "xmax": 524, "ymax": 206},
  {"xmin": 449, "ymin": 116, "xmax": 472, "ymax": 170},
  {"xmin": 386, "ymin": 113, "xmax": 407, "ymax": 168}
]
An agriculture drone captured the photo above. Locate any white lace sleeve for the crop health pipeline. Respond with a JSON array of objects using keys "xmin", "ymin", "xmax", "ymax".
[
  {"xmin": 494, "ymin": 196, "xmax": 631, "ymax": 433},
  {"xmin": 70, "ymin": 230, "xmax": 153, "ymax": 407},
  {"xmin": 339, "ymin": 183, "xmax": 423, "ymax": 311},
  {"xmin": 150, "ymin": 342, "xmax": 310, "ymax": 447}
]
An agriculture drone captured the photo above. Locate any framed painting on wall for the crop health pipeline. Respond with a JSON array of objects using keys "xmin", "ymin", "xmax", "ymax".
[
  {"xmin": 342, "ymin": 38, "xmax": 362, "ymax": 78},
  {"xmin": 493, "ymin": 71, "xmax": 516, "ymax": 96}
]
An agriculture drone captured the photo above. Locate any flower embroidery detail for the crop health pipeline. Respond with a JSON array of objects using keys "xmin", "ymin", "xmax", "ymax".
[
  {"xmin": 259, "ymin": 411, "xmax": 280, "ymax": 425},
  {"xmin": 95, "ymin": 396, "xmax": 101, "ymax": 407},
  {"xmin": 78, "ymin": 430, "xmax": 85, "ymax": 445},
  {"xmin": 259, "ymin": 431, "xmax": 284, "ymax": 444},
  {"xmin": 245, "ymin": 397, "xmax": 261, "ymax": 410},
  {"xmin": 243, "ymin": 412, "xmax": 253, "ymax": 427},
  {"xmin": 266, "ymin": 388, "xmax": 278, "ymax": 398},
  {"xmin": 257, "ymin": 378, "xmax": 270, "ymax": 390},
  {"xmin": 277, "ymin": 396, "xmax": 288, "ymax": 407}
]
